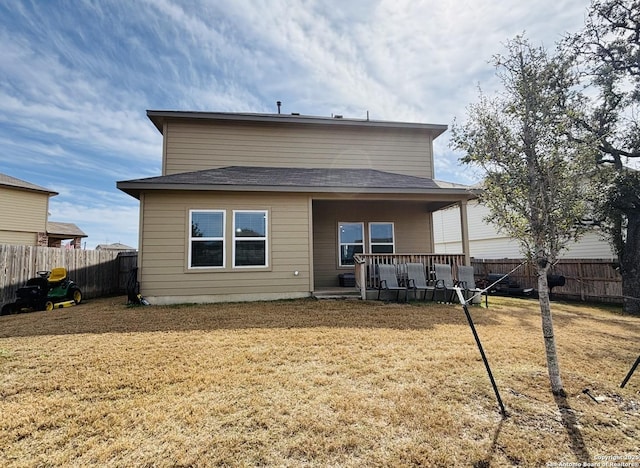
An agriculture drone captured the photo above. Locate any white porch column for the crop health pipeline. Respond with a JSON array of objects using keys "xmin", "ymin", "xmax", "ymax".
[{"xmin": 459, "ymin": 200, "xmax": 471, "ymax": 266}]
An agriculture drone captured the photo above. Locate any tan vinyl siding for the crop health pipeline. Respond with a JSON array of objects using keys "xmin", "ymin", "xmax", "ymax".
[
  {"xmin": 0, "ymin": 186, "xmax": 49, "ymax": 244},
  {"xmin": 0, "ymin": 231, "xmax": 38, "ymax": 246},
  {"xmin": 139, "ymin": 191, "xmax": 312, "ymax": 299},
  {"xmin": 312, "ymin": 200, "xmax": 433, "ymax": 288},
  {"xmin": 164, "ymin": 121, "xmax": 434, "ymax": 179}
]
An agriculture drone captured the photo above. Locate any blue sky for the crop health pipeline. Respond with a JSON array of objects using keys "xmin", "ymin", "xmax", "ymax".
[{"xmin": 0, "ymin": 0, "xmax": 591, "ymax": 249}]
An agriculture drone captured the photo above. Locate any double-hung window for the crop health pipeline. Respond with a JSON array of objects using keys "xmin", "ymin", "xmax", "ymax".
[
  {"xmin": 338, "ymin": 222, "xmax": 364, "ymax": 266},
  {"xmin": 189, "ymin": 210, "xmax": 225, "ymax": 268},
  {"xmin": 369, "ymin": 222, "xmax": 395, "ymax": 254},
  {"xmin": 338, "ymin": 222, "xmax": 395, "ymax": 266},
  {"xmin": 234, "ymin": 210, "xmax": 268, "ymax": 267}
]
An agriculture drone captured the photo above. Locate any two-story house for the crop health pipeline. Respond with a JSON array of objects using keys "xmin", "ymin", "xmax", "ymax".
[
  {"xmin": 117, "ymin": 110, "xmax": 475, "ymax": 304},
  {"xmin": 0, "ymin": 173, "xmax": 87, "ymax": 248}
]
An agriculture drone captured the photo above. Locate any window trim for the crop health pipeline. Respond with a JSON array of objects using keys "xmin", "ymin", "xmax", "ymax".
[
  {"xmin": 369, "ymin": 222, "xmax": 395, "ymax": 254},
  {"xmin": 188, "ymin": 209, "xmax": 226, "ymax": 269},
  {"xmin": 338, "ymin": 221, "xmax": 365, "ymax": 268},
  {"xmin": 232, "ymin": 209, "xmax": 269, "ymax": 268}
]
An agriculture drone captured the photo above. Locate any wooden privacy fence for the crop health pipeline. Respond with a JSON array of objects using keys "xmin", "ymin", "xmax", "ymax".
[
  {"xmin": 0, "ymin": 245, "xmax": 138, "ymax": 306},
  {"xmin": 471, "ymin": 258, "xmax": 622, "ymax": 303},
  {"xmin": 116, "ymin": 251, "xmax": 138, "ymax": 292}
]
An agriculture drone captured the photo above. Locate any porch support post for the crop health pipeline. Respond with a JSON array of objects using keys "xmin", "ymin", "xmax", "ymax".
[
  {"xmin": 357, "ymin": 260, "xmax": 367, "ymax": 300},
  {"xmin": 308, "ymin": 196, "xmax": 315, "ymax": 294},
  {"xmin": 459, "ymin": 199, "xmax": 471, "ymax": 266}
]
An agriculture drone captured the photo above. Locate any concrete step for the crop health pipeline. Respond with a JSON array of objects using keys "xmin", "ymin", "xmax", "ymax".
[{"xmin": 312, "ymin": 289, "xmax": 361, "ymax": 300}]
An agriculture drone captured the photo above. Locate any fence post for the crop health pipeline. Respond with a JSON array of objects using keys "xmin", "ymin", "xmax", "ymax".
[{"xmin": 577, "ymin": 260, "xmax": 585, "ymax": 302}]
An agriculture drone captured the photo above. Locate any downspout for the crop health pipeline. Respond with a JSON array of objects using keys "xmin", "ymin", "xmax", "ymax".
[{"xmin": 137, "ymin": 192, "xmax": 145, "ymax": 287}]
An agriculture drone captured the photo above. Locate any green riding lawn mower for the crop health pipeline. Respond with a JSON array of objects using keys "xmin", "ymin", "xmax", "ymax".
[{"xmin": 1, "ymin": 267, "xmax": 83, "ymax": 315}]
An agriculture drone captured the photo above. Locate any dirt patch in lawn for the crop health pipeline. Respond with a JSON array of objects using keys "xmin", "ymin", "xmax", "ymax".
[{"xmin": 1, "ymin": 296, "xmax": 638, "ymax": 466}]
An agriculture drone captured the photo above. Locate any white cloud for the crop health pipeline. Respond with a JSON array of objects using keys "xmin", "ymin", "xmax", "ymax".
[
  {"xmin": 0, "ymin": 0, "xmax": 594, "ymax": 247},
  {"xmin": 0, "ymin": 37, "xmax": 161, "ymax": 172},
  {"xmin": 48, "ymin": 198, "xmax": 140, "ymax": 250}
]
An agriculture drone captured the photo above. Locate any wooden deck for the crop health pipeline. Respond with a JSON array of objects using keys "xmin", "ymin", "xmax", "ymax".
[
  {"xmin": 316, "ymin": 255, "xmax": 621, "ymax": 303},
  {"xmin": 353, "ymin": 253, "xmax": 466, "ymax": 300}
]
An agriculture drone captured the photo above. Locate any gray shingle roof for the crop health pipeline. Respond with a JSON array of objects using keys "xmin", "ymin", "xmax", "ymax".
[
  {"xmin": 0, "ymin": 172, "xmax": 58, "ymax": 195},
  {"xmin": 47, "ymin": 222, "xmax": 87, "ymax": 238},
  {"xmin": 117, "ymin": 167, "xmax": 477, "ymax": 211},
  {"xmin": 95, "ymin": 242, "xmax": 136, "ymax": 251},
  {"xmin": 122, "ymin": 166, "xmax": 441, "ymax": 190}
]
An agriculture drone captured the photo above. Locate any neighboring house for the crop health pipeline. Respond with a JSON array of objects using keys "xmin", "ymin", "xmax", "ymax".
[
  {"xmin": 117, "ymin": 110, "xmax": 475, "ymax": 304},
  {"xmin": 0, "ymin": 172, "xmax": 87, "ymax": 248},
  {"xmin": 46, "ymin": 222, "xmax": 87, "ymax": 249},
  {"xmin": 95, "ymin": 242, "xmax": 136, "ymax": 251},
  {"xmin": 0, "ymin": 173, "xmax": 56, "ymax": 246},
  {"xmin": 433, "ymin": 200, "xmax": 616, "ymax": 259}
]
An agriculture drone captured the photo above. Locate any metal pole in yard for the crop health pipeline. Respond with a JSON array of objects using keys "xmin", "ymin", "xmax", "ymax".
[
  {"xmin": 620, "ymin": 355, "xmax": 640, "ymax": 388},
  {"xmin": 455, "ymin": 287, "xmax": 507, "ymax": 417}
]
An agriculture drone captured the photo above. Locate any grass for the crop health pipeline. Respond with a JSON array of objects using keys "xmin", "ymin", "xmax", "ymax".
[{"xmin": 0, "ymin": 296, "xmax": 639, "ymax": 467}]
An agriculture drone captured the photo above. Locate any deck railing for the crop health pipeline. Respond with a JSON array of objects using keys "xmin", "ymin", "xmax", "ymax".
[
  {"xmin": 353, "ymin": 253, "xmax": 466, "ymax": 299},
  {"xmin": 351, "ymin": 254, "xmax": 621, "ymax": 303}
]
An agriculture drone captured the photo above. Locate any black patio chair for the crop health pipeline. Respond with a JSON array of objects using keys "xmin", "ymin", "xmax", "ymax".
[
  {"xmin": 457, "ymin": 265, "xmax": 487, "ymax": 307},
  {"xmin": 376, "ymin": 264, "xmax": 408, "ymax": 302},
  {"xmin": 406, "ymin": 262, "xmax": 435, "ymax": 301},
  {"xmin": 433, "ymin": 263, "xmax": 456, "ymax": 303}
]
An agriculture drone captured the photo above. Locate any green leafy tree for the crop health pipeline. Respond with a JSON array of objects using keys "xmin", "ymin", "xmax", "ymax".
[
  {"xmin": 451, "ymin": 37, "xmax": 596, "ymax": 395},
  {"xmin": 564, "ymin": 0, "xmax": 640, "ymax": 314}
]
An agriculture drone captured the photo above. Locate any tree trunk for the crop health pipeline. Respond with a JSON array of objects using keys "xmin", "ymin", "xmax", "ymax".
[
  {"xmin": 538, "ymin": 270, "xmax": 565, "ymax": 395},
  {"xmin": 621, "ymin": 211, "xmax": 640, "ymax": 315}
]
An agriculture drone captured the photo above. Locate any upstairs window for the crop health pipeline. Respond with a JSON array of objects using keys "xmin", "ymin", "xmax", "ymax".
[
  {"xmin": 369, "ymin": 222, "xmax": 395, "ymax": 254},
  {"xmin": 234, "ymin": 210, "xmax": 268, "ymax": 267},
  {"xmin": 339, "ymin": 222, "xmax": 364, "ymax": 266},
  {"xmin": 189, "ymin": 210, "xmax": 225, "ymax": 268}
]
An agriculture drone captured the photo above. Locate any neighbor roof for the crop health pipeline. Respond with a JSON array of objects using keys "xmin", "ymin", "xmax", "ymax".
[
  {"xmin": 118, "ymin": 166, "xmax": 474, "ymax": 199},
  {"xmin": 146, "ymin": 110, "xmax": 448, "ymax": 137},
  {"xmin": 95, "ymin": 242, "xmax": 136, "ymax": 251},
  {"xmin": 0, "ymin": 172, "xmax": 58, "ymax": 195},
  {"xmin": 47, "ymin": 222, "xmax": 87, "ymax": 238}
]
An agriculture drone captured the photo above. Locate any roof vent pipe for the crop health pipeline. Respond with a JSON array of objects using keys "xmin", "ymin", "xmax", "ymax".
[{"xmin": 276, "ymin": 101, "xmax": 282, "ymax": 114}]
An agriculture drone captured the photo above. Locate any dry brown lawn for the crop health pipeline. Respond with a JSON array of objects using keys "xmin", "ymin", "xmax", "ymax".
[{"xmin": 0, "ymin": 295, "xmax": 638, "ymax": 467}]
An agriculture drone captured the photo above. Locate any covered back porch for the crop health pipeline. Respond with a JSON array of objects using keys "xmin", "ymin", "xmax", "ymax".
[{"xmin": 311, "ymin": 195, "xmax": 473, "ymax": 299}]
